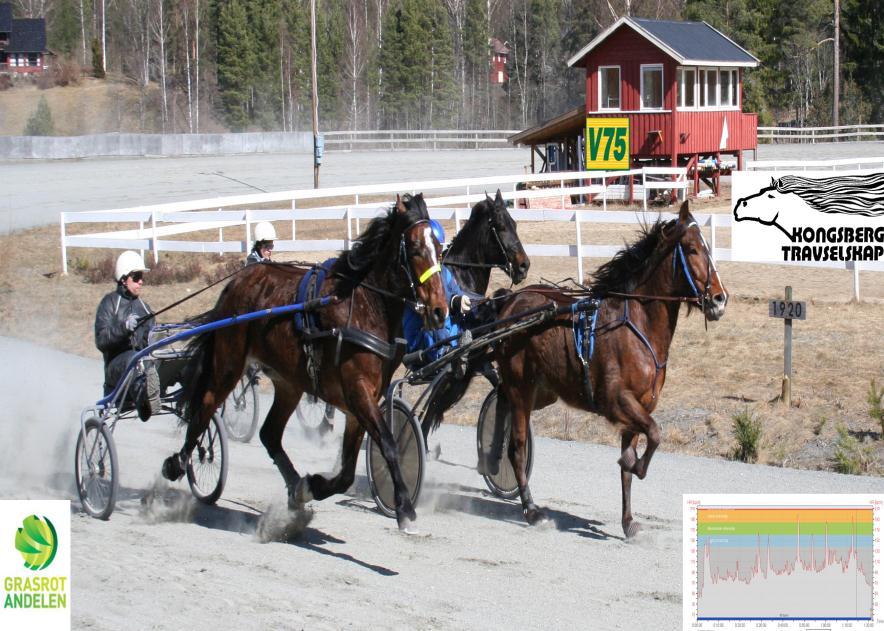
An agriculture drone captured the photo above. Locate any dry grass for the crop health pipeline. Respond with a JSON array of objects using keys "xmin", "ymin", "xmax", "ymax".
[{"xmin": 1, "ymin": 196, "xmax": 882, "ymax": 477}]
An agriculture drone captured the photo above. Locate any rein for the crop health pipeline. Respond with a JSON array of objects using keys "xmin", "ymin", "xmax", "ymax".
[{"xmin": 442, "ymin": 218, "xmax": 515, "ymax": 285}]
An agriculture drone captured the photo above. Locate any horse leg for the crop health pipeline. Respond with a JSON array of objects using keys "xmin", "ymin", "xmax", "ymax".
[
  {"xmin": 258, "ymin": 382, "xmax": 305, "ymax": 510},
  {"xmin": 348, "ymin": 387, "xmax": 418, "ymax": 533},
  {"xmin": 307, "ymin": 413, "xmax": 365, "ymax": 500},
  {"xmin": 163, "ymin": 330, "xmax": 245, "ymax": 481},
  {"xmin": 619, "ymin": 431, "xmax": 642, "ymax": 539},
  {"xmin": 614, "ymin": 392, "xmax": 661, "ymax": 481},
  {"xmin": 503, "ymin": 385, "xmax": 547, "ymax": 526}
]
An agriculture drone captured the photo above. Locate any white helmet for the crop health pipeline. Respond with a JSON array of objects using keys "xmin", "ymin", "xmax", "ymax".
[
  {"xmin": 254, "ymin": 222, "xmax": 277, "ymax": 242},
  {"xmin": 115, "ymin": 250, "xmax": 149, "ymax": 280}
]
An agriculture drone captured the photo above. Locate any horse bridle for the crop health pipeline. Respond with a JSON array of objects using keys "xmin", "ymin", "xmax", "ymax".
[
  {"xmin": 441, "ymin": 216, "xmax": 515, "ymax": 281},
  {"xmin": 671, "ymin": 221, "xmax": 717, "ymax": 327},
  {"xmin": 398, "ymin": 218, "xmax": 442, "ymax": 315}
]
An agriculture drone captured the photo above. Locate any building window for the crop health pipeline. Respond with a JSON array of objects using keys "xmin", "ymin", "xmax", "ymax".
[
  {"xmin": 599, "ymin": 66, "xmax": 620, "ymax": 110},
  {"xmin": 498, "ymin": 71, "xmax": 503, "ymax": 83},
  {"xmin": 28, "ymin": 53, "xmax": 38, "ymax": 66},
  {"xmin": 641, "ymin": 64, "xmax": 663, "ymax": 110},
  {"xmin": 719, "ymin": 70, "xmax": 731, "ymax": 106},
  {"xmin": 677, "ymin": 67, "xmax": 696, "ymax": 108}
]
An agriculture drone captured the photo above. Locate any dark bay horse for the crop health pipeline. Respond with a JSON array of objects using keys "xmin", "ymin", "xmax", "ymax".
[
  {"xmin": 168, "ymin": 194, "xmax": 448, "ymax": 532},
  {"xmin": 417, "ymin": 189, "xmax": 530, "ymax": 432},
  {"xmin": 492, "ymin": 202, "xmax": 728, "ymax": 537}
]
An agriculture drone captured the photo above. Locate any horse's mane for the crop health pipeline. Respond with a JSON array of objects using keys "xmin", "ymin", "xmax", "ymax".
[
  {"xmin": 591, "ymin": 219, "xmax": 677, "ymax": 294},
  {"xmin": 445, "ymin": 197, "xmax": 493, "ymax": 259},
  {"xmin": 330, "ymin": 194, "xmax": 428, "ymax": 287},
  {"xmin": 775, "ymin": 172, "xmax": 884, "ymax": 217}
]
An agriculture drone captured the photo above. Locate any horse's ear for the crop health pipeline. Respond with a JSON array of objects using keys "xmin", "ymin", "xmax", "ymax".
[
  {"xmin": 485, "ymin": 191, "xmax": 493, "ymax": 202},
  {"xmin": 678, "ymin": 200, "xmax": 690, "ymax": 224},
  {"xmin": 770, "ymin": 176, "xmax": 776, "ymax": 188},
  {"xmin": 495, "ymin": 189, "xmax": 504, "ymax": 204},
  {"xmin": 395, "ymin": 194, "xmax": 406, "ymax": 214}
]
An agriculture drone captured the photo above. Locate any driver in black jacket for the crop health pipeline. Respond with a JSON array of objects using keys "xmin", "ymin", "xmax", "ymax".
[{"xmin": 94, "ymin": 251, "xmax": 159, "ymax": 421}]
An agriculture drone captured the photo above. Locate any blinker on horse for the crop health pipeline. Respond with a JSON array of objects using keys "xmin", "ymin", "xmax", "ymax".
[
  {"xmin": 492, "ymin": 201, "xmax": 728, "ymax": 538},
  {"xmin": 170, "ymin": 194, "xmax": 447, "ymax": 533}
]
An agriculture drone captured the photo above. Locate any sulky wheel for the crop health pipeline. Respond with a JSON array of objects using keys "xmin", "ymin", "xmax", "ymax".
[
  {"xmin": 365, "ymin": 399, "xmax": 426, "ymax": 518},
  {"xmin": 75, "ymin": 417, "xmax": 119, "ymax": 520},
  {"xmin": 186, "ymin": 413, "xmax": 229, "ymax": 504},
  {"xmin": 295, "ymin": 394, "xmax": 336, "ymax": 436},
  {"xmin": 476, "ymin": 389, "xmax": 533, "ymax": 500},
  {"xmin": 220, "ymin": 373, "xmax": 259, "ymax": 443}
]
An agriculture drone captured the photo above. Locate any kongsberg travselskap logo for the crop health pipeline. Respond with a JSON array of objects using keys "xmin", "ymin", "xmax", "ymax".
[
  {"xmin": 14, "ymin": 515, "xmax": 58, "ymax": 571},
  {"xmin": 733, "ymin": 172, "xmax": 884, "ymax": 263}
]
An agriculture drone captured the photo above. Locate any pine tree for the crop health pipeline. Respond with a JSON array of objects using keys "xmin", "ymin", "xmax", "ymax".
[
  {"xmin": 216, "ymin": 0, "xmax": 256, "ymax": 130},
  {"xmin": 24, "ymin": 97, "xmax": 55, "ymax": 136},
  {"xmin": 426, "ymin": 0, "xmax": 457, "ymax": 127},
  {"xmin": 91, "ymin": 37, "xmax": 105, "ymax": 78}
]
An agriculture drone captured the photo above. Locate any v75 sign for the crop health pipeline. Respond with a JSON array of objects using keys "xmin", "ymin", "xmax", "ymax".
[{"xmin": 585, "ymin": 117, "xmax": 629, "ymax": 170}]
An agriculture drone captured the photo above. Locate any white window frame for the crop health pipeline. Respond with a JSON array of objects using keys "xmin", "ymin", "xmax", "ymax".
[
  {"xmin": 705, "ymin": 68, "xmax": 719, "ymax": 107},
  {"xmin": 640, "ymin": 64, "xmax": 664, "ymax": 111},
  {"xmin": 598, "ymin": 65, "xmax": 621, "ymax": 111},
  {"xmin": 677, "ymin": 66, "xmax": 697, "ymax": 109}
]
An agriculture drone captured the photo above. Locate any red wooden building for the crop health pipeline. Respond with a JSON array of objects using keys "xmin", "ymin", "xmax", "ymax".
[
  {"xmin": 0, "ymin": 3, "xmax": 49, "ymax": 75},
  {"xmin": 510, "ymin": 17, "xmax": 760, "ymax": 196},
  {"xmin": 490, "ymin": 38, "xmax": 509, "ymax": 85}
]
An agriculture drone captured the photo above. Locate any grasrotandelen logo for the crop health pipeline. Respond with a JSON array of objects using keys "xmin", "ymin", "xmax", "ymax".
[
  {"xmin": 15, "ymin": 515, "xmax": 58, "ymax": 571},
  {"xmin": 2, "ymin": 500, "xmax": 70, "ymax": 630},
  {"xmin": 732, "ymin": 170, "xmax": 884, "ymax": 264}
]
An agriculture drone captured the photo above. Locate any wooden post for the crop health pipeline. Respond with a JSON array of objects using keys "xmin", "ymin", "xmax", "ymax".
[{"xmin": 782, "ymin": 285, "xmax": 793, "ymax": 406}]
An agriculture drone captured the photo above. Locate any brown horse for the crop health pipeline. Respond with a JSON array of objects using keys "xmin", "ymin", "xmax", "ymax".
[
  {"xmin": 168, "ymin": 194, "xmax": 448, "ymax": 532},
  {"xmin": 492, "ymin": 202, "xmax": 728, "ymax": 537}
]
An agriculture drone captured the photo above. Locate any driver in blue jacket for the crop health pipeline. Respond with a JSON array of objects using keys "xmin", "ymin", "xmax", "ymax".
[{"xmin": 402, "ymin": 219, "xmax": 480, "ymax": 365}]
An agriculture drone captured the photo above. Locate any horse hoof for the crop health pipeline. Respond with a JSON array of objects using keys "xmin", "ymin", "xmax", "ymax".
[
  {"xmin": 430, "ymin": 443, "xmax": 442, "ymax": 461},
  {"xmin": 397, "ymin": 515, "xmax": 419, "ymax": 535},
  {"xmin": 161, "ymin": 454, "xmax": 185, "ymax": 481},
  {"xmin": 623, "ymin": 520, "xmax": 643, "ymax": 539},
  {"xmin": 617, "ymin": 446, "xmax": 637, "ymax": 472},
  {"xmin": 289, "ymin": 478, "xmax": 314, "ymax": 510},
  {"xmin": 525, "ymin": 507, "xmax": 549, "ymax": 526}
]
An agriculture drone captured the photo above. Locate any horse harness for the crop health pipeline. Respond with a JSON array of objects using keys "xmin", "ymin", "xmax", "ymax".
[{"xmin": 293, "ymin": 224, "xmax": 441, "ymax": 395}]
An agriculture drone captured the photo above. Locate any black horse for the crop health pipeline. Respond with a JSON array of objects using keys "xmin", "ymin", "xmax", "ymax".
[{"xmin": 419, "ymin": 189, "xmax": 530, "ymax": 435}]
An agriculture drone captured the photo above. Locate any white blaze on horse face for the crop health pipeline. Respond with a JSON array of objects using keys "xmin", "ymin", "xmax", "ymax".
[
  {"xmin": 688, "ymin": 221, "xmax": 727, "ymax": 302},
  {"xmin": 423, "ymin": 224, "xmax": 440, "ymax": 267}
]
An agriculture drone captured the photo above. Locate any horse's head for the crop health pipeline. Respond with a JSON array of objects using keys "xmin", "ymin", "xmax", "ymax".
[
  {"xmin": 733, "ymin": 177, "xmax": 782, "ymax": 224},
  {"xmin": 482, "ymin": 189, "xmax": 530, "ymax": 283},
  {"xmin": 396, "ymin": 193, "xmax": 449, "ymax": 329},
  {"xmin": 669, "ymin": 201, "xmax": 728, "ymax": 321}
]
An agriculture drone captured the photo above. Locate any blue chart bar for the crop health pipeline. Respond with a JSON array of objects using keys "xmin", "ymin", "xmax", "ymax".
[{"xmin": 683, "ymin": 495, "xmax": 883, "ymax": 630}]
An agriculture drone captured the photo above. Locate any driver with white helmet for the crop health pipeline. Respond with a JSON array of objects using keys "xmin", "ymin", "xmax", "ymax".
[
  {"xmin": 94, "ymin": 251, "xmax": 159, "ymax": 421},
  {"xmin": 246, "ymin": 222, "xmax": 276, "ymax": 265}
]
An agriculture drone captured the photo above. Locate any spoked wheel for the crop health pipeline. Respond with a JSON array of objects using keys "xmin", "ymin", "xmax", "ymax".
[
  {"xmin": 220, "ymin": 374, "xmax": 259, "ymax": 443},
  {"xmin": 186, "ymin": 414, "xmax": 229, "ymax": 504},
  {"xmin": 476, "ymin": 389, "xmax": 533, "ymax": 500},
  {"xmin": 365, "ymin": 399, "xmax": 426, "ymax": 518},
  {"xmin": 295, "ymin": 394, "xmax": 335, "ymax": 436},
  {"xmin": 75, "ymin": 417, "xmax": 119, "ymax": 520}
]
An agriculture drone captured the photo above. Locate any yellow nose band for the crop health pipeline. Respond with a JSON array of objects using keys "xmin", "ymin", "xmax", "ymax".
[{"xmin": 418, "ymin": 263, "xmax": 441, "ymax": 285}]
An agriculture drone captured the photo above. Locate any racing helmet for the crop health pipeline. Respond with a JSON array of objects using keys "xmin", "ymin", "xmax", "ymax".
[
  {"xmin": 115, "ymin": 250, "xmax": 149, "ymax": 281},
  {"xmin": 428, "ymin": 219, "xmax": 445, "ymax": 245},
  {"xmin": 254, "ymin": 221, "xmax": 277, "ymax": 243}
]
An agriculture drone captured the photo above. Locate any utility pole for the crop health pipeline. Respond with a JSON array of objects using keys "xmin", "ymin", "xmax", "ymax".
[
  {"xmin": 311, "ymin": 0, "xmax": 322, "ymax": 188},
  {"xmin": 833, "ymin": 0, "xmax": 840, "ymax": 128}
]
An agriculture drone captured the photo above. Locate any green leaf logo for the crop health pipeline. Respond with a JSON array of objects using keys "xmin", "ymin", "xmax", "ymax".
[{"xmin": 14, "ymin": 515, "xmax": 58, "ymax": 571}]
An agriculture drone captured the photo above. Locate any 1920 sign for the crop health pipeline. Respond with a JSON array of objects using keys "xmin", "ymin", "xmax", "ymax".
[{"xmin": 768, "ymin": 300, "xmax": 807, "ymax": 321}]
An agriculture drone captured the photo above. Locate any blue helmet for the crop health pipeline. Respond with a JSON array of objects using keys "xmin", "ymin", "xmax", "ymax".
[{"xmin": 428, "ymin": 219, "xmax": 445, "ymax": 244}]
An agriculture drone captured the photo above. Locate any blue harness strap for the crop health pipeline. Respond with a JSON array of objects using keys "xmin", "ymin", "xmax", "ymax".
[
  {"xmin": 571, "ymin": 298, "xmax": 600, "ymax": 409},
  {"xmin": 294, "ymin": 258, "xmax": 337, "ymax": 333}
]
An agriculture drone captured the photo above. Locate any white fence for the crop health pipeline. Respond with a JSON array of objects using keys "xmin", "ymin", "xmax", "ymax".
[
  {"xmin": 757, "ymin": 124, "xmax": 884, "ymax": 143},
  {"xmin": 60, "ymin": 164, "xmax": 881, "ymax": 299},
  {"xmin": 746, "ymin": 156, "xmax": 884, "ymax": 171},
  {"xmin": 323, "ymin": 129, "xmax": 520, "ymax": 150}
]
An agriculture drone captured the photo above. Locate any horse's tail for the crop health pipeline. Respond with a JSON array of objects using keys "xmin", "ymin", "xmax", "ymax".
[{"xmin": 176, "ymin": 328, "xmax": 216, "ymax": 426}]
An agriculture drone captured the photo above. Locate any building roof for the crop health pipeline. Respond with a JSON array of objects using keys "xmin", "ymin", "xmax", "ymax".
[
  {"xmin": 490, "ymin": 38, "xmax": 510, "ymax": 56},
  {"xmin": 8, "ymin": 18, "xmax": 46, "ymax": 52},
  {"xmin": 508, "ymin": 106, "xmax": 587, "ymax": 146},
  {"xmin": 568, "ymin": 16, "xmax": 759, "ymax": 69},
  {"xmin": 0, "ymin": 3, "xmax": 12, "ymax": 33}
]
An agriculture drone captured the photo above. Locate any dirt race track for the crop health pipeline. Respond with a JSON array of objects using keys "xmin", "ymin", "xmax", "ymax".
[{"xmin": 0, "ymin": 336, "xmax": 881, "ymax": 630}]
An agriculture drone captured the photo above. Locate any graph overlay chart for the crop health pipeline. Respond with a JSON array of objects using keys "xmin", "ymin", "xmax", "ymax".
[{"xmin": 683, "ymin": 494, "xmax": 882, "ymax": 630}]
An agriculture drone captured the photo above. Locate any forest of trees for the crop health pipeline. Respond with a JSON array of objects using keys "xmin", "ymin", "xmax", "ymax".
[{"xmin": 10, "ymin": 0, "xmax": 882, "ymax": 133}]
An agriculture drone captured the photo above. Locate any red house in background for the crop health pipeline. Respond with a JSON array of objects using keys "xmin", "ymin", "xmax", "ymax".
[
  {"xmin": 511, "ymin": 17, "xmax": 760, "ymax": 196},
  {"xmin": 0, "ymin": 2, "xmax": 49, "ymax": 74},
  {"xmin": 490, "ymin": 38, "xmax": 509, "ymax": 85}
]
